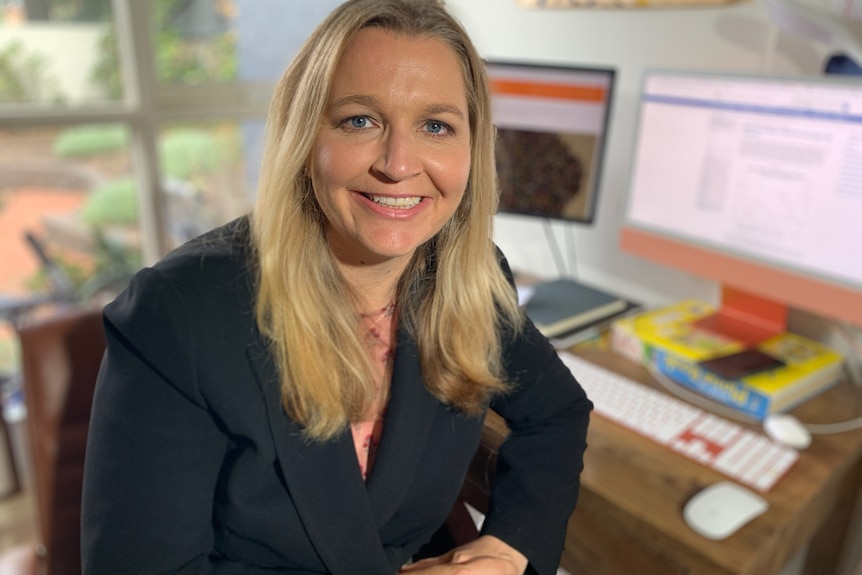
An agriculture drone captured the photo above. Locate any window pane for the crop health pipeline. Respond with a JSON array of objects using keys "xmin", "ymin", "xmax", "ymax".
[
  {"xmin": 155, "ymin": 0, "xmax": 342, "ymax": 86},
  {"xmin": 159, "ymin": 119, "xmax": 257, "ymax": 248},
  {"xmin": 0, "ymin": 124, "xmax": 141, "ymax": 303},
  {"xmin": 0, "ymin": 2, "xmax": 122, "ymax": 105}
]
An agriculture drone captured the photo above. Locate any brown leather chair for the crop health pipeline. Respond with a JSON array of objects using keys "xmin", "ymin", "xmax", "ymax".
[
  {"xmin": 0, "ymin": 406, "xmax": 21, "ymax": 498},
  {"xmin": 0, "ymin": 307, "xmax": 105, "ymax": 575}
]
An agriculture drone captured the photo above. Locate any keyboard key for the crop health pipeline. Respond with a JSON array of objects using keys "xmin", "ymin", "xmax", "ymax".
[{"xmin": 560, "ymin": 352, "xmax": 798, "ymax": 491}]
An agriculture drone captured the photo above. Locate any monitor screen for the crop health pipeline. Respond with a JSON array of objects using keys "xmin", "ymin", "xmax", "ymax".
[
  {"xmin": 486, "ymin": 61, "xmax": 615, "ymax": 223},
  {"xmin": 620, "ymin": 69, "xmax": 862, "ymax": 330}
]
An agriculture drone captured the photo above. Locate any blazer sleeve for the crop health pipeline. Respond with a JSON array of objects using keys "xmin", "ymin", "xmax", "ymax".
[
  {"xmin": 81, "ymin": 268, "xmax": 284, "ymax": 575},
  {"xmin": 481, "ymin": 257, "xmax": 594, "ymax": 575}
]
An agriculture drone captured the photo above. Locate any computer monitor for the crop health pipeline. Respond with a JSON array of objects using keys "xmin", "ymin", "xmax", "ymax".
[
  {"xmin": 620, "ymin": 69, "xmax": 862, "ymax": 342},
  {"xmin": 486, "ymin": 61, "xmax": 615, "ymax": 224}
]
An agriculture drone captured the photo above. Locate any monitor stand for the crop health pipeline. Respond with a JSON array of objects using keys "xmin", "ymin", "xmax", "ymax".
[{"xmin": 693, "ymin": 285, "xmax": 786, "ymax": 346}]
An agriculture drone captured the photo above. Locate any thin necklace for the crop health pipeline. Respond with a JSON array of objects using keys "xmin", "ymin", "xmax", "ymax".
[{"xmin": 360, "ymin": 302, "xmax": 396, "ymax": 325}]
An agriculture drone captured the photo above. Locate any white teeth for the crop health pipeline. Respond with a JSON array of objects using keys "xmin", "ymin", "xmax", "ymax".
[{"xmin": 370, "ymin": 195, "xmax": 421, "ymax": 208}]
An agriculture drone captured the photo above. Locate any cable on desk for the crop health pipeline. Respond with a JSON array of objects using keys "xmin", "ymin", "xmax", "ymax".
[
  {"xmin": 805, "ymin": 418, "xmax": 862, "ymax": 434},
  {"xmin": 836, "ymin": 320, "xmax": 862, "ymax": 388},
  {"xmin": 645, "ymin": 361, "xmax": 761, "ymax": 424}
]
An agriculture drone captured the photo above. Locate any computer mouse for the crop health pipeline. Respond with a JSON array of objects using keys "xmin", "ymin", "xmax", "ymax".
[
  {"xmin": 763, "ymin": 413, "xmax": 812, "ymax": 450},
  {"xmin": 683, "ymin": 481, "xmax": 769, "ymax": 540}
]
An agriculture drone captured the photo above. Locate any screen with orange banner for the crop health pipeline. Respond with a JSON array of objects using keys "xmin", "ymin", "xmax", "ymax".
[{"xmin": 487, "ymin": 61, "xmax": 616, "ymax": 223}]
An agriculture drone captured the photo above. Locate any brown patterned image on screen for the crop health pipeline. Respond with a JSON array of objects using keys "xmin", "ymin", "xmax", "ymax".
[
  {"xmin": 496, "ymin": 128, "xmax": 601, "ymax": 221},
  {"xmin": 486, "ymin": 61, "xmax": 615, "ymax": 225}
]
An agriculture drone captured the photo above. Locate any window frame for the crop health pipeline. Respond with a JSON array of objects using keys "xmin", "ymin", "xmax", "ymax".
[{"xmin": 0, "ymin": 0, "xmax": 274, "ymax": 264}]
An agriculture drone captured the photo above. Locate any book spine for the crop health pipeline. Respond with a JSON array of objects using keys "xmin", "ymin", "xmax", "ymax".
[
  {"xmin": 650, "ymin": 348, "xmax": 771, "ymax": 420},
  {"xmin": 609, "ymin": 322, "xmax": 647, "ymax": 364}
]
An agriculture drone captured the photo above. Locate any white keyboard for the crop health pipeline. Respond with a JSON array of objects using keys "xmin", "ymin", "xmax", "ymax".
[{"xmin": 560, "ymin": 352, "xmax": 799, "ymax": 492}]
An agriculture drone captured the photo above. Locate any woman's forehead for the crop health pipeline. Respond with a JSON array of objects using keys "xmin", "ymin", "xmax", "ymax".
[{"xmin": 328, "ymin": 28, "xmax": 469, "ymax": 112}]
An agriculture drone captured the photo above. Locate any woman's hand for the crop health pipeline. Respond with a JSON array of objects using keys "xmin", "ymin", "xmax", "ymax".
[{"xmin": 400, "ymin": 535, "xmax": 528, "ymax": 574}]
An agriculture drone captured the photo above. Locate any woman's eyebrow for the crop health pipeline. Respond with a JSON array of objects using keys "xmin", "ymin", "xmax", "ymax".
[
  {"xmin": 423, "ymin": 103, "xmax": 466, "ymax": 120},
  {"xmin": 330, "ymin": 94, "xmax": 379, "ymax": 109},
  {"xmin": 329, "ymin": 95, "xmax": 465, "ymax": 120}
]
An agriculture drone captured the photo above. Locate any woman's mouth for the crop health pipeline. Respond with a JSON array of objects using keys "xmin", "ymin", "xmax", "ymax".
[{"xmin": 365, "ymin": 194, "xmax": 422, "ymax": 209}]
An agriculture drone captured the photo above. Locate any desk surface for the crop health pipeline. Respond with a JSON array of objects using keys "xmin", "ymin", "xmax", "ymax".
[{"xmin": 465, "ymin": 348, "xmax": 862, "ymax": 575}]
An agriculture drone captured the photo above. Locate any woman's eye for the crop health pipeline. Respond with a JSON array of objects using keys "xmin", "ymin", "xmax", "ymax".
[
  {"xmin": 344, "ymin": 116, "xmax": 371, "ymax": 130},
  {"xmin": 425, "ymin": 121, "xmax": 450, "ymax": 135}
]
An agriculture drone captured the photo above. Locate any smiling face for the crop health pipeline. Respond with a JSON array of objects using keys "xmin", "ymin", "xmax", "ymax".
[{"xmin": 309, "ymin": 27, "xmax": 471, "ymax": 271}]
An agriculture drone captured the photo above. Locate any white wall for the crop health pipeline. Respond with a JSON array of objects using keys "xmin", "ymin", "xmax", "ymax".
[
  {"xmin": 446, "ymin": 0, "xmax": 832, "ymax": 308},
  {"xmin": 445, "ymin": 8, "xmax": 860, "ymax": 574},
  {"xmin": 0, "ymin": 23, "xmax": 104, "ymax": 103}
]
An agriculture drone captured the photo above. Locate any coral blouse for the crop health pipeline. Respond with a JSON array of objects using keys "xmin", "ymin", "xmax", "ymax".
[{"xmin": 351, "ymin": 303, "xmax": 396, "ymax": 480}]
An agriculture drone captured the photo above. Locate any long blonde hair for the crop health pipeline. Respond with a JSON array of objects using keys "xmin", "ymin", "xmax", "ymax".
[{"xmin": 251, "ymin": 0, "xmax": 523, "ymax": 441}]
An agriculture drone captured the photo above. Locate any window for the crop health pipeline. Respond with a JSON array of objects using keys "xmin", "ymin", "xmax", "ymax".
[
  {"xmin": 0, "ymin": 0, "xmax": 340, "ymax": 375},
  {"xmin": 0, "ymin": 0, "xmax": 341, "ymax": 282}
]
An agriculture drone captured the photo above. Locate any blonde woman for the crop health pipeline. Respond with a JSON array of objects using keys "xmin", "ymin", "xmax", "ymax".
[{"xmin": 82, "ymin": 1, "xmax": 592, "ymax": 574}]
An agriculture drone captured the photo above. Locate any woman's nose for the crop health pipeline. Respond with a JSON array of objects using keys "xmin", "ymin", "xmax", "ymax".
[{"xmin": 372, "ymin": 129, "xmax": 422, "ymax": 182}]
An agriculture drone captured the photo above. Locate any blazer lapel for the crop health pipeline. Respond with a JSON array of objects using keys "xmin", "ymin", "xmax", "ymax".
[
  {"xmin": 246, "ymin": 342, "xmax": 394, "ymax": 575},
  {"xmin": 365, "ymin": 326, "xmax": 439, "ymax": 528}
]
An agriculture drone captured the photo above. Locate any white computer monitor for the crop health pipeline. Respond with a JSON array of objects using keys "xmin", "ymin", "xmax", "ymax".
[{"xmin": 620, "ymin": 69, "xmax": 862, "ymax": 338}]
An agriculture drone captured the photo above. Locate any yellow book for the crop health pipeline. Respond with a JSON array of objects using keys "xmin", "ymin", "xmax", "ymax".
[{"xmin": 610, "ymin": 300, "xmax": 845, "ymax": 420}]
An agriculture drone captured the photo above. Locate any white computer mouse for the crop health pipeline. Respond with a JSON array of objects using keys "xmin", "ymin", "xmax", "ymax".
[
  {"xmin": 683, "ymin": 481, "xmax": 769, "ymax": 540},
  {"xmin": 763, "ymin": 413, "xmax": 812, "ymax": 450}
]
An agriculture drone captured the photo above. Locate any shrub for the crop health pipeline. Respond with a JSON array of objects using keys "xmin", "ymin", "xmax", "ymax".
[
  {"xmin": 53, "ymin": 124, "xmax": 129, "ymax": 157},
  {"xmin": 90, "ymin": 0, "xmax": 237, "ymax": 99},
  {"xmin": 160, "ymin": 128, "xmax": 221, "ymax": 180},
  {"xmin": 81, "ymin": 177, "xmax": 138, "ymax": 227},
  {"xmin": 0, "ymin": 40, "xmax": 64, "ymax": 103}
]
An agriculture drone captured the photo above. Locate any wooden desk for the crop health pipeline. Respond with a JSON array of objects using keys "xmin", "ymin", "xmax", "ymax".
[{"xmin": 463, "ymin": 348, "xmax": 862, "ymax": 575}]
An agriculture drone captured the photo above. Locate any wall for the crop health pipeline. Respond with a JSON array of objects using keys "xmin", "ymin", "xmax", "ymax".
[
  {"xmin": 0, "ymin": 23, "xmax": 104, "ymax": 103},
  {"xmin": 444, "ymin": 5, "xmax": 859, "ymax": 575},
  {"xmin": 445, "ymin": 0, "xmax": 832, "ymax": 308}
]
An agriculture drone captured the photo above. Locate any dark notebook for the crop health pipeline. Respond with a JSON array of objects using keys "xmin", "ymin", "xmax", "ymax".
[{"xmin": 524, "ymin": 278, "xmax": 628, "ymax": 338}]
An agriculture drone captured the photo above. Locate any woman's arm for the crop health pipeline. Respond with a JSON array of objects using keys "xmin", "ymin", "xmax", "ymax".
[
  {"xmin": 81, "ymin": 269, "xmax": 260, "ymax": 574},
  {"xmin": 482, "ymin": 318, "xmax": 593, "ymax": 575}
]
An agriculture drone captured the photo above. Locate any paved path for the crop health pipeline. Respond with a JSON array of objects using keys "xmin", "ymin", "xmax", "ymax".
[{"xmin": 0, "ymin": 188, "xmax": 85, "ymax": 295}]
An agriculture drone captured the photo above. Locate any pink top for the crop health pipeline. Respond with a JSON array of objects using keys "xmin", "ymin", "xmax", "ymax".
[{"xmin": 351, "ymin": 303, "xmax": 396, "ymax": 481}]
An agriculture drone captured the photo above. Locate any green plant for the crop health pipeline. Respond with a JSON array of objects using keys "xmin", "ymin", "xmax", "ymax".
[
  {"xmin": 160, "ymin": 128, "xmax": 222, "ymax": 180},
  {"xmin": 0, "ymin": 40, "xmax": 64, "ymax": 103},
  {"xmin": 22, "ymin": 232, "xmax": 139, "ymax": 308},
  {"xmin": 45, "ymin": 0, "xmax": 112, "ymax": 22},
  {"xmin": 0, "ymin": 336, "xmax": 20, "ymax": 376},
  {"xmin": 81, "ymin": 177, "xmax": 138, "ymax": 227},
  {"xmin": 89, "ymin": 24, "xmax": 121, "ymax": 99},
  {"xmin": 53, "ymin": 123, "xmax": 129, "ymax": 157},
  {"xmin": 89, "ymin": 0, "xmax": 237, "ymax": 98},
  {"xmin": 79, "ymin": 230, "xmax": 141, "ymax": 300},
  {"xmin": 24, "ymin": 254, "xmax": 89, "ymax": 294}
]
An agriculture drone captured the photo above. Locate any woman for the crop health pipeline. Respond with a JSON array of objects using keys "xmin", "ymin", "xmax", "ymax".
[{"xmin": 81, "ymin": 1, "xmax": 592, "ymax": 574}]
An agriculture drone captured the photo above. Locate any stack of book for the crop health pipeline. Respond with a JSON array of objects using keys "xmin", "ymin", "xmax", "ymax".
[
  {"xmin": 610, "ymin": 300, "xmax": 845, "ymax": 420},
  {"xmin": 522, "ymin": 278, "xmax": 630, "ymax": 339}
]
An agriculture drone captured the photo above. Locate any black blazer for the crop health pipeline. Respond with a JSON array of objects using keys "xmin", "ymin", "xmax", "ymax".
[{"xmin": 81, "ymin": 218, "xmax": 592, "ymax": 575}]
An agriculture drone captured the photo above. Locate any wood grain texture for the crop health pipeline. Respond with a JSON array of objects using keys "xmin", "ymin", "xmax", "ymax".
[{"xmin": 465, "ymin": 348, "xmax": 862, "ymax": 575}]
